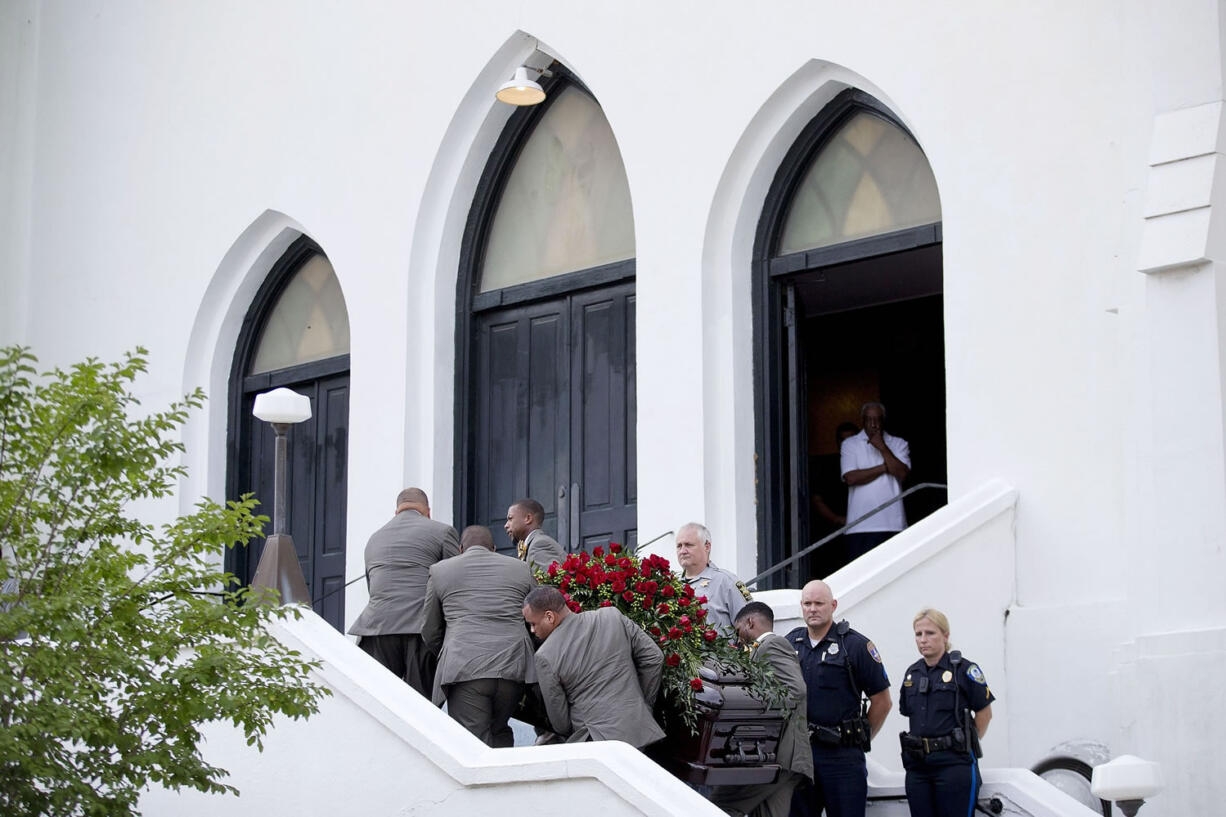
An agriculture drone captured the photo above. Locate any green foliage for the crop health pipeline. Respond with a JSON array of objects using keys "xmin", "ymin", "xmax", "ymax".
[{"xmin": 0, "ymin": 347, "xmax": 329, "ymax": 816}]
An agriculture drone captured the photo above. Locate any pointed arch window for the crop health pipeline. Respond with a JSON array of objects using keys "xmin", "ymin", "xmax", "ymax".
[
  {"xmin": 226, "ymin": 236, "xmax": 351, "ymax": 632},
  {"xmin": 456, "ymin": 66, "xmax": 638, "ymax": 554},
  {"xmin": 753, "ymin": 91, "xmax": 946, "ymax": 590},
  {"xmin": 479, "ymin": 85, "xmax": 635, "ymax": 293},
  {"xmin": 777, "ymin": 111, "xmax": 941, "ymax": 256},
  {"xmin": 249, "ymin": 253, "xmax": 350, "ymax": 374}
]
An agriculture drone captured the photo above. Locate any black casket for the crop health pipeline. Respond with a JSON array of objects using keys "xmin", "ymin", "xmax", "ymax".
[{"xmin": 648, "ymin": 664, "xmax": 786, "ymax": 786}]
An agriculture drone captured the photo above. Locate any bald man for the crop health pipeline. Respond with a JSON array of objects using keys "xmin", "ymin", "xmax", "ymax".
[
  {"xmin": 421, "ymin": 525, "xmax": 535, "ymax": 746},
  {"xmin": 786, "ymin": 580, "xmax": 892, "ymax": 817},
  {"xmin": 349, "ymin": 488, "xmax": 460, "ymax": 697}
]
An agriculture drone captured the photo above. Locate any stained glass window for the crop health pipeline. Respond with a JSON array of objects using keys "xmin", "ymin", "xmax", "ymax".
[
  {"xmin": 480, "ymin": 86, "xmax": 635, "ymax": 292},
  {"xmin": 249, "ymin": 253, "xmax": 350, "ymax": 374},
  {"xmin": 778, "ymin": 112, "xmax": 941, "ymax": 255}
]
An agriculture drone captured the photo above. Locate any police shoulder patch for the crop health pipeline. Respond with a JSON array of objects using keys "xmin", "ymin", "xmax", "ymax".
[
  {"xmin": 967, "ymin": 664, "xmax": 987, "ymax": 685},
  {"xmin": 736, "ymin": 580, "xmax": 753, "ymax": 601},
  {"xmin": 867, "ymin": 641, "xmax": 882, "ymax": 663}
]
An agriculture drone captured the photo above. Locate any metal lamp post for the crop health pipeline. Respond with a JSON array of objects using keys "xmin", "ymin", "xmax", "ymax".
[
  {"xmin": 249, "ymin": 387, "xmax": 313, "ymax": 607},
  {"xmin": 1091, "ymin": 755, "xmax": 1164, "ymax": 817}
]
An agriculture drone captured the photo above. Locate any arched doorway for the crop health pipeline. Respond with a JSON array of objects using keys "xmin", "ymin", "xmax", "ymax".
[
  {"xmin": 456, "ymin": 66, "xmax": 637, "ymax": 553},
  {"xmin": 226, "ymin": 235, "xmax": 351, "ymax": 630},
  {"xmin": 754, "ymin": 89, "xmax": 946, "ymax": 587}
]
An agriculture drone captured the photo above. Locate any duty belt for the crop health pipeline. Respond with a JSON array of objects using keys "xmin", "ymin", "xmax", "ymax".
[{"xmin": 900, "ymin": 731, "xmax": 960, "ymax": 756}]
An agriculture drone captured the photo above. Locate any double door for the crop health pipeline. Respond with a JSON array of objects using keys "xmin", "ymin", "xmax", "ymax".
[
  {"xmin": 469, "ymin": 282, "xmax": 637, "ymax": 553},
  {"xmin": 234, "ymin": 362, "xmax": 349, "ymax": 630}
]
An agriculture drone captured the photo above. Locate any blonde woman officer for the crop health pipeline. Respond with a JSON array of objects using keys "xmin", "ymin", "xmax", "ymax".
[{"xmin": 898, "ymin": 609, "xmax": 995, "ymax": 817}]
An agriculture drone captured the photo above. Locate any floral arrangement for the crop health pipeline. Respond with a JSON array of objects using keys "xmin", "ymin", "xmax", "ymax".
[{"xmin": 538, "ymin": 543, "xmax": 786, "ymax": 733}]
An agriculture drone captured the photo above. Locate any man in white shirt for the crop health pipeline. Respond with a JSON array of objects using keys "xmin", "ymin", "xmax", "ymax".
[{"xmin": 840, "ymin": 402, "xmax": 910, "ymax": 560}]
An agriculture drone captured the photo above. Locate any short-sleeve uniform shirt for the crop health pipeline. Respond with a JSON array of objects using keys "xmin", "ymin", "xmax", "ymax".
[
  {"xmin": 899, "ymin": 651, "xmax": 995, "ymax": 766},
  {"xmin": 787, "ymin": 622, "xmax": 890, "ymax": 728},
  {"xmin": 683, "ymin": 562, "xmax": 749, "ymax": 633}
]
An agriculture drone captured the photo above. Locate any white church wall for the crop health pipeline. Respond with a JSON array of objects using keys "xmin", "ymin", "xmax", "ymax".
[
  {"xmin": 6, "ymin": 2, "xmax": 1223, "ymax": 815},
  {"xmin": 0, "ymin": 1, "xmax": 38, "ymax": 347}
]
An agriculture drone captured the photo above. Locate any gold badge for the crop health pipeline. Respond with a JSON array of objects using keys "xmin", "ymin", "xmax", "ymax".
[
  {"xmin": 700, "ymin": 579, "xmax": 710, "ymax": 588},
  {"xmin": 941, "ymin": 670, "xmax": 953, "ymax": 683}
]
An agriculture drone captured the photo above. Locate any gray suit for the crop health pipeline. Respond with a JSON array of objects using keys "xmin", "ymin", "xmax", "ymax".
[
  {"xmin": 711, "ymin": 632, "xmax": 813, "ymax": 817},
  {"xmin": 421, "ymin": 547, "xmax": 535, "ymax": 746},
  {"xmin": 348, "ymin": 510, "xmax": 459, "ymax": 695},
  {"xmin": 534, "ymin": 606, "xmax": 665, "ymax": 748},
  {"xmin": 521, "ymin": 528, "xmax": 566, "ymax": 573}
]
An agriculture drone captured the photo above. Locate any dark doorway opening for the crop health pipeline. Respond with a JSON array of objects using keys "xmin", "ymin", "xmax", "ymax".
[
  {"xmin": 799, "ymin": 277, "xmax": 946, "ymax": 578},
  {"xmin": 753, "ymin": 89, "xmax": 947, "ymax": 589}
]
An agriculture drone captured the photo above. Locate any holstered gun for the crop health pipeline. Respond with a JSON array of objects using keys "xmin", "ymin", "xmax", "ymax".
[{"xmin": 962, "ymin": 708, "xmax": 982, "ymax": 759}]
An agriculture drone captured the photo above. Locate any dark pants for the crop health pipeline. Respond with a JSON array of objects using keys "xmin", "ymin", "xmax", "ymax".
[
  {"xmin": 358, "ymin": 633, "xmax": 435, "ymax": 699},
  {"xmin": 790, "ymin": 745, "xmax": 866, "ymax": 817},
  {"xmin": 445, "ymin": 678, "xmax": 523, "ymax": 747},
  {"xmin": 904, "ymin": 760, "xmax": 979, "ymax": 817},
  {"xmin": 844, "ymin": 531, "xmax": 895, "ymax": 561}
]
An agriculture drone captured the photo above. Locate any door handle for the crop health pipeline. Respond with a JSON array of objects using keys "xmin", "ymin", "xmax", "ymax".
[
  {"xmin": 570, "ymin": 482, "xmax": 581, "ymax": 553},
  {"xmin": 557, "ymin": 484, "xmax": 568, "ymax": 553}
]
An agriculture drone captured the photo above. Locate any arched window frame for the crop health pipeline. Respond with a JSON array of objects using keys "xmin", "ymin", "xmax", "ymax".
[
  {"xmin": 225, "ymin": 235, "xmax": 351, "ymax": 583},
  {"xmin": 751, "ymin": 89, "xmax": 942, "ymax": 585},
  {"xmin": 454, "ymin": 64, "xmax": 636, "ymax": 531}
]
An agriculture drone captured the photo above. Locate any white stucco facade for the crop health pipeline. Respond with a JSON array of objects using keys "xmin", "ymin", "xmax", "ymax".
[{"xmin": 4, "ymin": 2, "xmax": 1226, "ymax": 815}]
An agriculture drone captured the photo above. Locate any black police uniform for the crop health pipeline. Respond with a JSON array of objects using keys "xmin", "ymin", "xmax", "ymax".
[
  {"xmin": 898, "ymin": 651, "xmax": 995, "ymax": 817},
  {"xmin": 786, "ymin": 621, "xmax": 890, "ymax": 817}
]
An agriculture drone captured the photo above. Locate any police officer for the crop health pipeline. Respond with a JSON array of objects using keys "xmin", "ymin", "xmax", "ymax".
[
  {"xmin": 675, "ymin": 522, "xmax": 751, "ymax": 633},
  {"xmin": 787, "ymin": 580, "xmax": 892, "ymax": 817},
  {"xmin": 898, "ymin": 608, "xmax": 995, "ymax": 817}
]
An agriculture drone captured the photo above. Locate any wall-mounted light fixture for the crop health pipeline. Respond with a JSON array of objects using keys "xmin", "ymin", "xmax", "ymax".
[{"xmin": 496, "ymin": 65, "xmax": 552, "ymax": 106}]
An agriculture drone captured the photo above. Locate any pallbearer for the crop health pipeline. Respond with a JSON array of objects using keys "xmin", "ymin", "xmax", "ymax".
[
  {"xmin": 420, "ymin": 526, "xmax": 535, "ymax": 747},
  {"xmin": 505, "ymin": 498, "xmax": 566, "ymax": 572},
  {"xmin": 711, "ymin": 602, "xmax": 813, "ymax": 817},
  {"xmin": 898, "ymin": 608, "xmax": 995, "ymax": 817}
]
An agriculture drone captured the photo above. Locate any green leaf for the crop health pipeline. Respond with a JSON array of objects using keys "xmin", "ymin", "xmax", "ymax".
[{"xmin": 0, "ymin": 347, "xmax": 327, "ymax": 817}]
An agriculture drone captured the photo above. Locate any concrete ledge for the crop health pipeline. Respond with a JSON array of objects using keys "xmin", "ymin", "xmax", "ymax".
[{"xmin": 270, "ymin": 610, "xmax": 717, "ymax": 816}]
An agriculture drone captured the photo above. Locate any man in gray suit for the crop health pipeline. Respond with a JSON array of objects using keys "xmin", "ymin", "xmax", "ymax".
[
  {"xmin": 522, "ymin": 586, "xmax": 665, "ymax": 748},
  {"xmin": 348, "ymin": 488, "xmax": 459, "ymax": 697},
  {"xmin": 711, "ymin": 601, "xmax": 814, "ymax": 817},
  {"xmin": 421, "ymin": 525, "xmax": 535, "ymax": 747},
  {"xmin": 505, "ymin": 498, "xmax": 566, "ymax": 573}
]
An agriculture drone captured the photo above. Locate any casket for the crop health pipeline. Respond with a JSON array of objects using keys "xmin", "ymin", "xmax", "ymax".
[{"xmin": 649, "ymin": 664, "xmax": 785, "ymax": 786}]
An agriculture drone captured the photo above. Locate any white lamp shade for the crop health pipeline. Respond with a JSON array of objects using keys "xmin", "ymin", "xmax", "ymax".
[
  {"xmin": 252, "ymin": 388, "xmax": 312, "ymax": 424},
  {"xmin": 496, "ymin": 66, "xmax": 545, "ymax": 106},
  {"xmin": 1090, "ymin": 755, "xmax": 1164, "ymax": 802}
]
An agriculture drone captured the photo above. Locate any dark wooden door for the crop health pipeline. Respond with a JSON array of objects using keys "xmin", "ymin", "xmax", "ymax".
[
  {"xmin": 237, "ymin": 366, "xmax": 349, "ymax": 630},
  {"xmin": 470, "ymin": 282, "xmax": 636, "ymax": 554}
]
